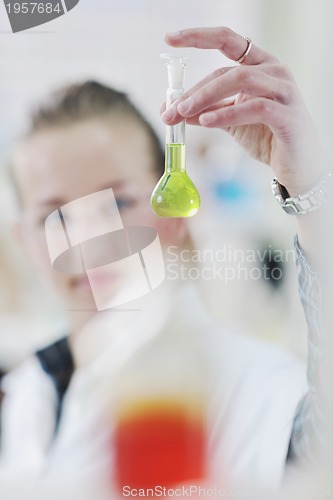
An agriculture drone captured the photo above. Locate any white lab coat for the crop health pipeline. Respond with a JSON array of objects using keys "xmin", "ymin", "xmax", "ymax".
[{"xmin": 0, "ymin": 283, "xmax": 306, "ymax": 499}]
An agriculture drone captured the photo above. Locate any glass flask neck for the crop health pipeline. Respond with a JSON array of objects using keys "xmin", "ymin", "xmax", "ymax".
[
  {"xmin": 165, "ymin": 143, "xmax": 186, "ymax": 173},
  {"xmin": 166, "ymin": 87, "xmax": 185, "ymax": 141},
  {"xmin": 165, "ymin": 87, "xmax": 186, "ymax": 173},
  {"xmin": 166, "ymin": 121, "xmax": 185, "ymax": 149}
]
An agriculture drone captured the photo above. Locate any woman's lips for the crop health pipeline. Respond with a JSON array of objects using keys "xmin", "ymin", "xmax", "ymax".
[{"xmin": 72, "ymin": 271, "xmax": 119, "ymax": 289}]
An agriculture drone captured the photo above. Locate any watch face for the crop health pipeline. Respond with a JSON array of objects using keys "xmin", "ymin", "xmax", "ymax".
[
  {"xmin": 273, "ymin": 173, "xmax": 330, "ymax": 215},
  {"xmin": 282, "ymin": 203, "xmax": 298, "ymax": 215}
]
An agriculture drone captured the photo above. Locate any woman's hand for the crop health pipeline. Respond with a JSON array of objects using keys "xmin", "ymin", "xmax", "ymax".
[{"xmin": 161, "ymin": 27, "xmax": 325, "ymax": 196}]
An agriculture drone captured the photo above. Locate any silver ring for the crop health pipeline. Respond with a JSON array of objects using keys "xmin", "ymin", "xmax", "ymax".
[{"xmin": 236, "ymin": 37, "xmax": 252, "ymax": 64}]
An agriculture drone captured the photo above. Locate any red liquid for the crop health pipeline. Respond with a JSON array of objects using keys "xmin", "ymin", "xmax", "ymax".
[{"xmin": 113, "ymin": 402, "xmax": 206, "ymax": 491}]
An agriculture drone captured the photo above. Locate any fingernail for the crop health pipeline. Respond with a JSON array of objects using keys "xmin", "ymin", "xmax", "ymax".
[
  {"xmin": 162, "ymin": 107, "xmax": 176, "ymax": 121},
  {"xmin": 178, "ymin": 97, "xmax": 192, "ymax": 114},
  {"xmin": 200, "ymin": 112, "xmax": 217, "ymax": 126},
  {"xmin": 165, "ymin": 31, "xmax": 181, "ymax": 39}
]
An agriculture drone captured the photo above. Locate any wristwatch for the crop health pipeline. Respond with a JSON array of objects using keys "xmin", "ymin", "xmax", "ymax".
[{"xmin": 271, "ymin": 172, "xmax": 331, "ymax": 215}]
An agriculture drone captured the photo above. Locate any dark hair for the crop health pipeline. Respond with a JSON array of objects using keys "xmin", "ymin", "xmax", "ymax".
[{"xmin": 28, "ymin": 80, "xmax": 164, "ymax": 176}]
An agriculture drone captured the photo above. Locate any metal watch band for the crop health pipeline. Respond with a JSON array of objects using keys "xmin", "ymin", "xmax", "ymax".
[{"xmin": 271, "ymin": 172, "xmax": 331, "ymax": 215}]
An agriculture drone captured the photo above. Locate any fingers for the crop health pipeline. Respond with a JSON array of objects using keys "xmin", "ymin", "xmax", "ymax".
[
  {"xmin": 162, "ymin": 65, "xmax": 297, "ymax": 125},
  {"xmin": 183, "ymin": 68, "xmax": 293, "ymax": 118},
  {"xmin": 160, "ymin": 62, "xmax": 295, "ymax": 118},
  {"xmin": 161, "ymin": 26, "xmax": 297, "ymax": 141},
  {"xmin": 164, "ymin": 26, "xmax": 277, "ymax": 66},
  {"xmin": 197, "ymin": 98, "xmax": 291, "ymax": 135},
  {"xmin": 160, "ymin": 98, "xmax": 235, "ymax": 126},
  {"xmin": 160, "ymin": 66, "xmax": 234, "ymax": 114},
  {"xmin": 181, "ymin": 99, "xmax": 238, "ymax": 127}
]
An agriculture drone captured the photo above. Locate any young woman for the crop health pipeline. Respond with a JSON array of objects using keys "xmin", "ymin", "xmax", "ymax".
[{"xmin": 0, "ymin": 26, "xmax": 328, "ymax": 499}]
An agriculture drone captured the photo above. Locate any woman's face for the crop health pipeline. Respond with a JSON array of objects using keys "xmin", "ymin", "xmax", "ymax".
[{"xmin": 13, "ymin": 118, "xmax": 185, "ymax": 312}]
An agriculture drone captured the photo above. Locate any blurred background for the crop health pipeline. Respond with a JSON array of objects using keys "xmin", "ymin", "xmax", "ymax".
[{"xmin": 0, "ymin": 0, "xmax": 332, "ymax": 372}]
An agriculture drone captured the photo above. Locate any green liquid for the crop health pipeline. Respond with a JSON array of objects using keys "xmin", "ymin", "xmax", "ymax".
[{"xmin": 151, "ymin": 144, "xmax": 200, "ymax": 218}]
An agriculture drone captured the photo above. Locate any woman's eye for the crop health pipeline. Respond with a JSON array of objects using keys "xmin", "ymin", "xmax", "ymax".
[
  {"xmin": 115, "ymin": 198, "xmax": 135, "ymax": 211},
  {"xmin": 40, "ymin": 211, "xmax": 58, "ymax": 226}
]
